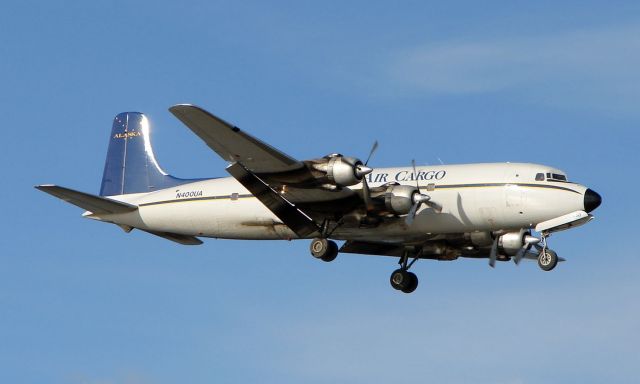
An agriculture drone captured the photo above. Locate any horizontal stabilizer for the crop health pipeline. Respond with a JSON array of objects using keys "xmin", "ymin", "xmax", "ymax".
[
  {"xmin": 141, "ymin": 230, "xmax": 203, "ymax": 245},
  {"xmin": 36, "ymin": 184, "xmax": 138, "ymax": 214}
]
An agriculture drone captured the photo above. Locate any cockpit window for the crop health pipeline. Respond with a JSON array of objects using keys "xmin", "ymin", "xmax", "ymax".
[
  {"xmin": 546, "ymin": 172, "xmax": 567, "ymax": 182},
  {"xmin": 535, "ymin": 173, "xmax": 545, "ymax": 181}
]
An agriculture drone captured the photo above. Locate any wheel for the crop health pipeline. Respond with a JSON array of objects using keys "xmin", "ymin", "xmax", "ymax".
[
  {"xmin": 390, "ymin": 269, "xmax": 405, "ymax": 290},
  {"xmin": 537, "ymin": 249, "xmax": 558, "ymax": 271},
  {"xmin": 310, "ymin": 238, "xmax": 339, "ymax": 262},
  {"xmin": 401, "ymin": 272, "xmax": 418, "ymax": 293},
  {"xmin": 321, "ymin": 241, "xmax": 339, "ymax": 262},
  {"xmin": 310, "ymin": 238, "xmax": 329, "ymax": 258},
  {"xmin": 389, "ymin": 269, "xmax": 418, "ymax": 293}
]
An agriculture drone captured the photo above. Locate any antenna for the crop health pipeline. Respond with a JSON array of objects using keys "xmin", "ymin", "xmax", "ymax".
[{"xmin": 437, "ymin": 157, "xmax": 444, "ymax": 165}]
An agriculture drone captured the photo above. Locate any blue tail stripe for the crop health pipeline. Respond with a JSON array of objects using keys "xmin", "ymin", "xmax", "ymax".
[{"xmin": 100, "ymin": 112, "xmax": 199, "ymax": 196}]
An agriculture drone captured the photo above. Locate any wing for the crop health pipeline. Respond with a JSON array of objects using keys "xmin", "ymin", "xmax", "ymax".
[
  {"xmin": 170, "ymin": 104, "xmax": 362, "ymax": 237},
  {"xmin": 226, "ymin": 162, "xmax": 320, "ymax": 237},
  {"xmin": 169, "ymin": 104, "xmax": 304, "ymax": 173}
]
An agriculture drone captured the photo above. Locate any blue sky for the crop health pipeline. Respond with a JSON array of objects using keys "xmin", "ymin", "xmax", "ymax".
[{"xmin": 2, "ymin": 1, "xmax": 639, "ymax": 383}]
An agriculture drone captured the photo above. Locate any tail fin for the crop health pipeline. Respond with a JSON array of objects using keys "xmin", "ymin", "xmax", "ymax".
[{"xmin": 100, "ymin": 112, "xmax": 187, "ymax": 196}]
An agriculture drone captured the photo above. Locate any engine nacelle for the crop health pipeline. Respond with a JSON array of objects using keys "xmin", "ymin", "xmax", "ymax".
[
  {"xmin": 326, "ymin": 156, "xmax": 364, "ymax": 187},
  {"xmin": 499, "ymin": 231, "xmax": 529, "ymax": 256},
  {"xmin": 383, "ymin": 185, "xmax": 419, "ymax": 215}
]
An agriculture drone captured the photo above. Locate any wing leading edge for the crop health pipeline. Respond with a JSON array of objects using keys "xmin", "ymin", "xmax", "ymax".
[{"xmin": 169, "ymin": 104, "xmax": 304, "ymax": 174}]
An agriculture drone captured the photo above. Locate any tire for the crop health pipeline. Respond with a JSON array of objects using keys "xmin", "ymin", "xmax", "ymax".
[
  {"xmin": 390, "ymin": 269, "xmax": 418, "ymax": 293},
  {"xmin": 390, "ymin": 269, "xmax": 406, "ymax": 290},
  {"xmin": 538, "ymin": 249, "xmax": 558, "ymax": 271},
  {"xmin": 321, "ymin": 241, "xmax": 339, "ymax": 262},
  {"xmin": 310, "ymin": 238, "xmax": 329, "ymax": 259},
  {"xmin": 401, "ymin": 272, "xmax": 418, "ymax": 294}
]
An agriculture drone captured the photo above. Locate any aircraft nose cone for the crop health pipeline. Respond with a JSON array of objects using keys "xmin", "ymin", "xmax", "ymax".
[{"xmin": 584, "ymin": 188, "xmax": 602, "ymax": 213}]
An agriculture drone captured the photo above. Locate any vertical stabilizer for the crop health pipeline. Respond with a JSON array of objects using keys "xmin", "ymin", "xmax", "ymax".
[{"xmin": 100, "ymin": 112, "xmax": 186, "ymax": 196}]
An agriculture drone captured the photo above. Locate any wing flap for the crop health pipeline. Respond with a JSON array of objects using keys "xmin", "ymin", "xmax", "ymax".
[
  {"xmin": 36, "ymin": 185, "xmax": 137, "ymax": 214},
  {"xmin": 226, "ymin": 162, "xmax": 319, "ymax": 238},
  {"xmin": 170, "ymin": 104, "xmax": 304, "ymax": 173}
]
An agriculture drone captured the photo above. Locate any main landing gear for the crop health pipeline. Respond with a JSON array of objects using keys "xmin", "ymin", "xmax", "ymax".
[
  {"xmin": 390, "ymin": 250, "xmax": 420, "ymax": 294},
  {"xmin": 309, "ymin": 238, "xmax": 420, "ymax": 293},
  {"xmin": 310, "ymin": 238, "xmax": 339, "ymax": 262}
]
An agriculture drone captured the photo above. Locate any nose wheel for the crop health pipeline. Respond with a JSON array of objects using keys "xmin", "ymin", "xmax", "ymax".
[
  {"xmin": 535, "ymin": 234, "xmax": 559, "ymax": 271},
  {"xmin": 537, "ymin": 248, "xmax": 558, "ymax": 271}
]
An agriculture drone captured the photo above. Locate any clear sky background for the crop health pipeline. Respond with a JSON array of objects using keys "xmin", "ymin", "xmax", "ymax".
[{"xmin": 1, "ymin": 1, "xmax": 638, "ymax": 383}]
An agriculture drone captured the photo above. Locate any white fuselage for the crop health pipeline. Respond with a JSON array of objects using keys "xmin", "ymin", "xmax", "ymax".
[{"xmin": 93, "ymin": 163, "xmax": 588, "ymax": 242}]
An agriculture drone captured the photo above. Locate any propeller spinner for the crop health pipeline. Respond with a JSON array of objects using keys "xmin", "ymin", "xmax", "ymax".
[{"xmin": 405, "ymin": 159, "xmax": 442, "ymax": 225}]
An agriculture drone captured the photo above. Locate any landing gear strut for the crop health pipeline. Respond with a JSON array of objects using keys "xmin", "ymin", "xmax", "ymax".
[
  {"xmin": 536, "ymin": 234, "xmax": 558, "ymax": 271},
  {"xmin": 390, "ymin": 250, "xmax": 420, "ymax": 293},
  {"xmin": 310, "ymin": 238, "xmax": 338, "ymax": 262}
]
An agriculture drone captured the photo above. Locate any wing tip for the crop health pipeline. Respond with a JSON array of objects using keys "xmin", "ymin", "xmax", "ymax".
[
  {"xmin": 169, "ymin": 103, "xmax": 200, "ymax": 113},
  {"xmin": 35, "ymin": 184, "xmax": 56, "ymax": 189}
]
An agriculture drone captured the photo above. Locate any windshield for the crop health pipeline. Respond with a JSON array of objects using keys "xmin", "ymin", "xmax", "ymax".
[
  {"xmin": 536, "ymin": 172, "xmax": 568, "ymax": 182},
  {"xmin": 546, "ymin": 172, "xmax": 567, "ymax": 182}
]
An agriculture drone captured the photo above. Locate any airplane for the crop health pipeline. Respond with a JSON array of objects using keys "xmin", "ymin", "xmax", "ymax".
[{"xmin": 37, "ymin": 104, "xmax": 602, "ymax": 293}]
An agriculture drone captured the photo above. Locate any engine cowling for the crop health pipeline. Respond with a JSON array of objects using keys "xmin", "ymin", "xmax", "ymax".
[
  {"xmin": 326, "ymin": 156, "xmax": 365, "ymax": 187},
  {"xmin": 383, "ymin": 185, "xmax": 419, "ymax": 215},
  {"xmin": 499, "ymin": 231, "xmax": 529, "ymax": 256}
]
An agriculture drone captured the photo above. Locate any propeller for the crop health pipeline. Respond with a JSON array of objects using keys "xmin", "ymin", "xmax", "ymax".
[
  {"xmin": 364, "ymin": 140, "xmax": 378, "ymax": 166},
  {"xmin": 405, "ymin": 159, "xmax": 441, "ymax": 225},
  {"xmin": 359, "ymin": 141, "xmax": 378, "ymax": 210},
  {"xmin": 514, "ymin": 234, "xmax": 541, "ymax": 265},
  {"xmin": 489, "ymin": 236, "xmax": 499, "ymax": 268}
]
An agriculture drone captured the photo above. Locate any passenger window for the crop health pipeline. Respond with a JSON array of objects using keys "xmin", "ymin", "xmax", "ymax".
[
  {"xmin": 535, "ymin": 173, "xmax": 545, "ymax": 181},
  {"xmin": 231, "ymin": 193, "xmax": 239, "ymax": 201}
]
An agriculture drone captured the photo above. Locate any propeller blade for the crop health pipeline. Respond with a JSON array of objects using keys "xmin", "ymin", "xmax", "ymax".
[
  {"xmin": 362, "ymin": 177, "xmax": 373, "ymax": 211},
  {"xmin": 364, "ymin": 141, "xmax": 379, "ymax": 166},
  {"xmin": 514, "ymin": 235, "xmax": 541, "ymax": 265},
  {"xmin": 514, "ymin": 245, "xmax": 527, "ymax": 265},
  {"xmin": 405, "ymin": 201, "xmax": 420, "ymax": 226},
  {"xmin": 489, "ymin": 236, "xmax": 499, "ymax": 268},
  {"xmin": 425, "ymin": 200, "xmax": 442, "ymax": 213},
  {"xmin": 411, "ymin": 159, "xmax": 419, "ymax": 190}
]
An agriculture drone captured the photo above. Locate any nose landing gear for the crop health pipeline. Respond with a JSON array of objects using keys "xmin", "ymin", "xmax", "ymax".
[
  {"xmin": 535, "ymin": 234, "xmax": 558, "ymax": 271},
  {"xmin": 537, "ymin": 248, "xmax": 558, "ymax": 271}
]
